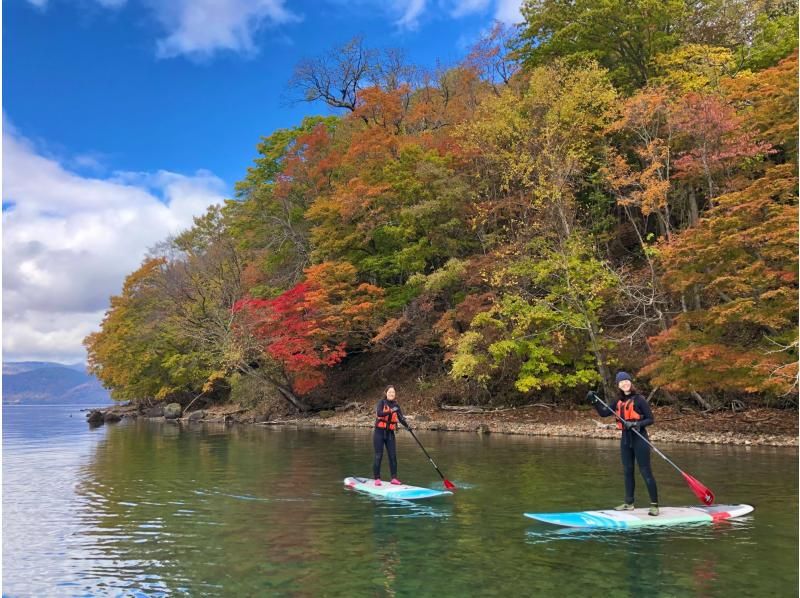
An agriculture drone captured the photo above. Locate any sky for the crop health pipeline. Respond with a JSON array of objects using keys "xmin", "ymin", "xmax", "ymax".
[{"xmin": 2, "ymin": 0, "xmax": 525, "ymax": 364}]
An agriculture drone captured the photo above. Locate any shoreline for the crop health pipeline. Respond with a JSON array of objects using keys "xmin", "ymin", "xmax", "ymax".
[
  {"xmin": 88, "ymin": 402, "xmax": 799, "ymax": 447},
  {"xmin": 257, "ymin": 416, "xmax": 799, "ymax": 447}
]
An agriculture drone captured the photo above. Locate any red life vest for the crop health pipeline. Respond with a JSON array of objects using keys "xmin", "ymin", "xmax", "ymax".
[
  {"xmin": 616, "ymin": 398, "xmax": 641, "ymax": 430},
  {"xmin": 376, "ymin": 402, "xmax": 399, "ymax": 431}
]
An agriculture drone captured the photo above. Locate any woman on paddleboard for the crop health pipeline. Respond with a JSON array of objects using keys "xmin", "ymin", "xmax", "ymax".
[
  {"xmin": 373, "ymin": 385, "xmax": 408, "ymax": 486},
  {"xmin": 589, "ymin": 372, "xmax": 659, "ymax": 516}
]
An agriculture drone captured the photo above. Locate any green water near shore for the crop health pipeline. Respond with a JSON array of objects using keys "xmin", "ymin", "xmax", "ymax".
[{"xmin": 3, "ymin": 406, "xmax": 798, "ymax": 596}]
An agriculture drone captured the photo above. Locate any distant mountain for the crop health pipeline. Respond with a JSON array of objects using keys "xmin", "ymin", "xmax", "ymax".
[
  {"xmin": 3, "ymin": 361, "xmax": 89, "ymax": 375},
  {"xmin": 2, "ymin": 362, "xmax": 112, "ymax": 405}
]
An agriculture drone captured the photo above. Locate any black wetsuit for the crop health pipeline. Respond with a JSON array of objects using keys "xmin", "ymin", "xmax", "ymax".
[
  {"xmin": 595, "ymin": 394, "xmax": 659, "ymax": 504},
  {"xmin": 373, "ymin": 399, "xmax": 407, "ymax": 480}
]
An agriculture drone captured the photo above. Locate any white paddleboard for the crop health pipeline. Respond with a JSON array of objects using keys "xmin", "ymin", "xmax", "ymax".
[
  {"xmin": 344, "ymin": 476, "xmax": 452, "ymax": 500},
  {"xmin": 524, "ymin": 504, "xmax": 754, "ymax": 528}
]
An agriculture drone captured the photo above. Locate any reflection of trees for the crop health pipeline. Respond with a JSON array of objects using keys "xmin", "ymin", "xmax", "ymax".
[
  {"xmin": 67, "ymin": 424, "xmax": 797, "ymax": 595},
  {"xmin": 74, "ymin": 421, "xmax": 316, "ymax": 594},
  {"xmin": 372, "ymin": 523, "xmax": 399, "ymax": 597}
]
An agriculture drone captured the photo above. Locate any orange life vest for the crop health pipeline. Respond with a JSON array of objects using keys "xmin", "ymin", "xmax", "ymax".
[
  {"xmin": 616, "ymin": 398, "xmax": 641, "ymax": 430},
  {"xmin": 376, "ymin": 402, "xmax": 399, "ymax": 431}
]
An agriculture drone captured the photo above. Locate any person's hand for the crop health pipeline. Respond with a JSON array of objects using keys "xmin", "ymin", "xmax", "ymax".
[
  {"xmin": 586, "ymin": 391, "xmax": 598, "ymax": 404},
  {"xmin": 623, "ymin": 420, "xmax": 639, "ymax": 430}
]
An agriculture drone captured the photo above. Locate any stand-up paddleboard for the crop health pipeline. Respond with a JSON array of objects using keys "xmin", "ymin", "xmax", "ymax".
[
  {"xmin": 344, "ymin": 477, "xmax": 452, "ymax": 500},
  {"xmin": 524, "ymin": 504, "xmax": 753, "ymax": 529}
]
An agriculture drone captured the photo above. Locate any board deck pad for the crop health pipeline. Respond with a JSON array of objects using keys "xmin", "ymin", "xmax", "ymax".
[
  {"xmin": 524, "ymin": 504, "xmax": 754, "ymax": 528},
  {"xmin": 344, "ymin": 476, "xmax": 452, "ymax": 500}
]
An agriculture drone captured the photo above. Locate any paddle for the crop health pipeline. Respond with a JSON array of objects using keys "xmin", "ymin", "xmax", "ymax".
[
  {"xmin": 589, "ymin": 391, "xmax": 715, "ymax": 505},
  {"xmin": 402, "ymin": 423, "xmax": 456, "ymax": 490}
]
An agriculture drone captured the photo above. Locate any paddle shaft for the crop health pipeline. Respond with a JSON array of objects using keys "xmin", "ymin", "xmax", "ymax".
[
  {"xmin": 404, "ymin": 425, "xmax": 449, "ymax": 482},
  {"xmin": 590, "ymin": 392, "xmax": 686, "ymax": 476}
]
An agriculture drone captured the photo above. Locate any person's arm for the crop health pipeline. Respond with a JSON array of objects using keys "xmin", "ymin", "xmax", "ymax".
[
  {"xmin": 635, "ymin": 396, "xmax": 654, "ymax": 428},
  {"xmin": 589, "ymin": 392, "xmax": 617, "ymax": 418},
  {"xmin": 392, "ymin": 403, "xmax": 409, "ymax": 428},
  {"xmin": 376, "ymin": 399, "xmax": 386, "ymax": 417}
]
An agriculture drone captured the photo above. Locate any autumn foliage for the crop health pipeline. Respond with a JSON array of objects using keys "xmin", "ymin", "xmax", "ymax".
[
  {"xmin": 86, "ymin": 14, "xmax": 798, "ymax": 410},
  {"xmin": 232, "ymin": 262, "xmax": 383, "ymax": 394}
]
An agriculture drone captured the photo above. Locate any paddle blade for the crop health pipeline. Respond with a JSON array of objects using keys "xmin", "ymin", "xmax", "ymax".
[
  {"xmin": 683, "ymin": 472, "xmax": 714, "ymax": 505},
  {"xmin": 443, "ymin": 479, "xmax": 456, "ymax": 491}
]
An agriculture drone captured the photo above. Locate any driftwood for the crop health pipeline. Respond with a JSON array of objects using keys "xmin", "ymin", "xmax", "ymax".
[
  {"xmin": 336, "ymin": 401, "xmax": 362, "ymax": 412},
  {"xmin": 690, "ymin": 390, "xmax": 714, "ymax": 412},
  {"xmin": 593, "ymin": 420, "xmax": 615, "ymax": 429},
  {"xmin": 439, "ymin": 403, "xmax": 554, "ymax": 413},
  {"xmin": 218, "ymin": 408, "xmax": 248, "ymax": 416},
  {"xmin": 182, "ymin": 391, "xmax": 207, "ymax": 417}
]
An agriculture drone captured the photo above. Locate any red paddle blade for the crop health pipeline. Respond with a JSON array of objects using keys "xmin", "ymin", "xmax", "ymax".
[
  {"xmin": 683, "ymin": 472, "xmax": 714, "ymax": 505},
  {"xmin": 443, "ymin": 479, "xmax": 456, "ymax": 491}
]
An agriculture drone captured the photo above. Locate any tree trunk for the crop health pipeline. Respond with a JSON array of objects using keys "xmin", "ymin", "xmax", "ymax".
[
  {"xmin": 656, "ymin": 212, "xmax": 666, "ymax": 238},
  {"xmin": 182, "ymin": 391, "xmax": 207, "ymax": 417},
  {"xmin": 692, "ymin": 285, "xmax": 702, "ymax": 311},
  {"xmin": 276, "ymin": 384, "xmax": 310, "ymax": 413},
  {"xmin": 587, "ymin": 319, "xmax": 615, "ymax": 399},
  {"xmin": 688, "ymin": 188, "xmax": 699, "ymax": 227},
  {"xmin": 237, "ymin": 365, "xmax": 311, "ymax": 413},
  {"xmin": 690, "ymin": 390, "xmax": 714, "ymax": 411},
  {"xmin": 661, "ymin": 387, "xmax": 678, "ymax": 404}
]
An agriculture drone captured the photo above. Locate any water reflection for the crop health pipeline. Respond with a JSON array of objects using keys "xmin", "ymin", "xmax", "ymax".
[
  {"xmin": 348, "ymin": 492, "xmax": 452, "ymax": 519},
  {"xmin": 525, "ymin": 516, "xmax": 756, "ymax": 546},
  {"xmin": 524, "ymin": 516, "xmax": 759, "ymax": 597},
  {"xmin": 3, "ymin": 407, "xmax": 797, "ymax": 597}
]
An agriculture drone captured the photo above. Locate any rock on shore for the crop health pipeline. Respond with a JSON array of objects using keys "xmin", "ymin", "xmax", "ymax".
[{"xmin": 84, "ymin": 402, "xmax": 798, "ymax": 447}]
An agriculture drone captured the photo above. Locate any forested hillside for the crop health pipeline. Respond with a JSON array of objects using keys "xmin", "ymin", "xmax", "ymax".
[{"xmin": 85, "ymin": 1, "xmax": 799, "ymax": 412}]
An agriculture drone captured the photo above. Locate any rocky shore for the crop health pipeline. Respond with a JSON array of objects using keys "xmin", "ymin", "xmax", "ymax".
[{"xmin": 86, "ymin": 400, "xmax": 798, "ymax": 447}]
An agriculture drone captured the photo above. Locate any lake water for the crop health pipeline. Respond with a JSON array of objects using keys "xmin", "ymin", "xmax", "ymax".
[{"xmin": 3, "ymin": 405, "xmax": 798, "ymax": 596}]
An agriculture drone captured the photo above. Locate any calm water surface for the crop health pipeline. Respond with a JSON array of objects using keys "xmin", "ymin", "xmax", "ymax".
[{"xmin": 3, "ymin": 405, "xmax": 798, "ymax": 596}]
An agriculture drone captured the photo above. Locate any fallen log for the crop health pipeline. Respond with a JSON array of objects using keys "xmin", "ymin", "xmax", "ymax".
[
  {"xmin": 439, "ymin": 405, "xmax": 487, "ymax": 413},
  {"xmin": 439, "ymin": 403, "xmax": 555, "ymax": 413}
]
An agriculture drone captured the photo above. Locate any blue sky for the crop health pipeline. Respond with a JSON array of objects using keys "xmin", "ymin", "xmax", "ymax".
[
  {"xmin": 5, "ymin": 0, "xmax": 523, "ymax": 185},
  {"xmin": 3, "ymin": 0, "xmax": 523, "ymax": 363}
]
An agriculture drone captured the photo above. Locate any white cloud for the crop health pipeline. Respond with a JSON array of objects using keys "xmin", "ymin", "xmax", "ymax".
[
  {"xmin": 24, "ymin": 0, "xmax": 522, "ymax": 58},
  {"xmin": 2, "ymin": 125, "xmax": 227, "ymax": 363},
  {"xmin": 25, "ymin": 0, "xmax": 123, "ymax": 9},
  {"xmin": 149, "ymin": 0, "xmax": 301, "ymax": 59},
  {"xmin": 70, "ymin": 153, "xmax": 108, "ymax": 174},
  {"xmin": 24, "ymin": 0, "xmax": 299, "ymax": 59},
  {"xmin": 394, "ymin": 0, "xmax": 427, "ymax": 30},
  {"xmin": 494, "ymin": 0, "xmax": 524, "ymax": 24},
  {"xmin": 448, "ymin": 0, "xmax": 491, "ymax": 18},
  {"xmin": 391, "ymin": 0, "xmax": 523, "ymax": 30}
]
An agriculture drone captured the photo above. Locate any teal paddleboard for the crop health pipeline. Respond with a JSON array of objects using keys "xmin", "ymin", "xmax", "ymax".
[
  {"xmin": 344, "ymin": 476, "xmax": 452, "ymax": 500},
  {"xmin": 524, "ymin": 504, "xmax": 754, "ymax": 529}
]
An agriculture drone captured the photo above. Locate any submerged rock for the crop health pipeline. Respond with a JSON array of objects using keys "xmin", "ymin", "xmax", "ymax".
[
  {"xmin": 164, "ymin": 403, "xmax": 182, "ymax": 420},
  {"xmin": 86, "ymin": 410, "xmax": 104, "ymax": 426},
  {"xmin": 186, "ymin": 410, "xmax": 205, "ymax": 422},
  {"xmin": 143, "ymin": 406, "xmax": 164, "ymax": 418}
]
